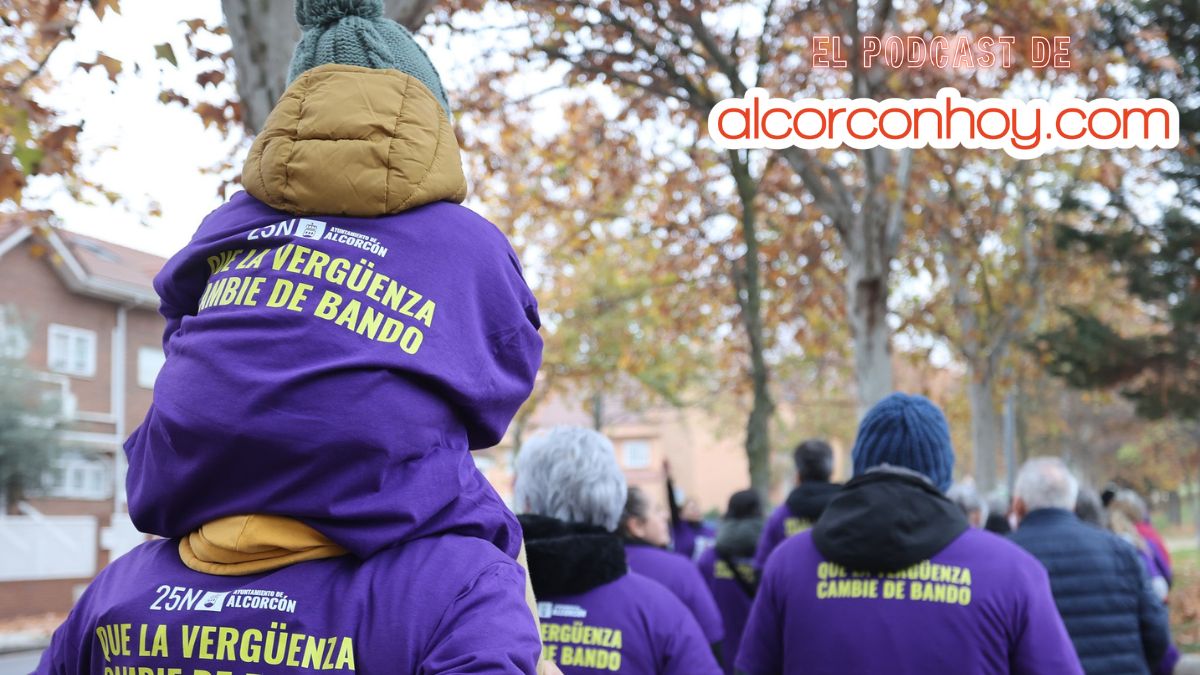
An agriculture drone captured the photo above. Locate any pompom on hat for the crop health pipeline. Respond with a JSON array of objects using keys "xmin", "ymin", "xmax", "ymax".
[
  {"xmin": 850, "ymin": 393, "xmax": 956, "ymax": 492},
  {"xmin": 288, "ymin": 0, "xmax": 452, "ymax": 120}
]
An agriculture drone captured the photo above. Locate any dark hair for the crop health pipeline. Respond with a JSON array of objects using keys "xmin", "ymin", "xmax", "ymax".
[
  {"xmin": 1074, "ymin": 486, "xmax": 1105, "ymax": 527},
  {"xmin": 618, "ymin": 486, "xmax": 650, "ymax": 537},
  {"xmin": 794, "ymin": 439, "xmax": 833, "ymax": 483},
  {"xmin": 1100, "ymin": 483, "xmax": 1120, "ymax": 507},
  {"xmin": 725, "ymin": 489, "xmax": 764, "ymax": 520}
]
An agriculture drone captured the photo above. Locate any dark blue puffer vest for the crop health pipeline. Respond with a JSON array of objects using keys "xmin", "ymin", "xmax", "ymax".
[{"xmin": 1010, "ymin": 508, "xmax": 1170, "ymax": 675}]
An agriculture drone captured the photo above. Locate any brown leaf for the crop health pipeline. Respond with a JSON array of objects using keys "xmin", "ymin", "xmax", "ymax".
[
  {"xmin": 196, "ymin": 71, "xmax": 226, "ymax": 88},
  {"xmin": 89, "ymin": 0, "xmax": 122, "ymax": 19},
  {"xmin": 194, "ymin": 102, "xmax": 226, "ymax": 130},
  {"xmin": 0, "ymin": 157, "xmax": 28, "ymax": 204},
  {"xmin": 95, "ymin": 54, "xmax": 122, "ymax": 82},
  {"xmin": 158, "ymin": 90, "xmax": 191, "ymax": 107},
  {"xmin": 154, "ymin": 43, "xmax": 178, "ymax": 67},
  {"xmin": 44, "ymin": 0, "xmax": 65, "ymax": 21}
]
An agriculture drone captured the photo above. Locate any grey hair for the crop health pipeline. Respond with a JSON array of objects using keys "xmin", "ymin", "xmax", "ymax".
[
  {"xmin": 1111, "ymin": 489, "xmax": 1149, "ymax": 522},
  {"xmin": 1015, "ymin": 457, "xmax": 1079, "ymax": 511},
  {"xmin": 946, "ymin": 482, "xmax": 989, "ymax": 523},
  {"xmin": 1074, "ymin": 486, "xmax": 1106, "ymax": 527},
  {"xmin": 514, "ymin": 426, "xmax": 628, "ymax": 531}
]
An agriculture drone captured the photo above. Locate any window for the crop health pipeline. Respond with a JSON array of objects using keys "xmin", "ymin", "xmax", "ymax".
[
  {"xmin": 622, "ymin": 440, "xmax": 652, "ymax": 469},
  {"xmin": 137, "ymin": 347, "xmax": 166, "ymax": 389},
  {"xmin": 47, "ymin": 324, "xmax": 97, "ymax": 377},
  {"xmin": 42, "ymin": 454, "xmax": 112, "ymax": 501},
  {"xmin": 0, "ymin": 306, "xmax": 30, "ymax": 359}
]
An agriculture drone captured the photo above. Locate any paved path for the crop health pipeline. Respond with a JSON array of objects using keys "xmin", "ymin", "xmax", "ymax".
[
  {"xmin": 1166, "ymin": 536, "xmax": 1199, "ymax": 552},
  {"xmin": 1179, "ymin": 654, "xmax": 1200, "ymax": 675},
  {"xmin": 0, "ymin": 649, "xmax": 41, "ymax": 675}
]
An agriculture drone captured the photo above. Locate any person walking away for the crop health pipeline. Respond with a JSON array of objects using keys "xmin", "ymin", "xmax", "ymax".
[
  {"xmin": 1075, "ymin": 486, "xmax": 1107, "ymax": 527},
  {"xmin": 515, "ymin": 427, "xmax": 721, "ymax": 675},
  {"xmin": 697, "ymin": 490, "xmax": 764, "ymax": 675},
  {"xmin": 1010, "ymin": 458, "xmax": 1172, "ymax": 675},
  {"xmin": 754, "ymin": 439, "xmax": 841, "ymax": 568},
  {"xmin": 947, "ymin": 481, "xmax": 989, "ymax": 528},
  {"xmin": 736, "ymin": 393, "xmax": 1082, "ymax": 675},
  {"xmin": 1112, "ymin": 489, "xmax": 1173, "ymax": 590}
]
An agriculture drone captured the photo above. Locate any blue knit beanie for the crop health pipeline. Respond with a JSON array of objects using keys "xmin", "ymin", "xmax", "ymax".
[
  {"xmin": 851, "ymin": 393, "xmax": 955, "ymax": 492},
  {"xmin": 289, "ymin": 0, "xmax": 452, "ymax": 120}
]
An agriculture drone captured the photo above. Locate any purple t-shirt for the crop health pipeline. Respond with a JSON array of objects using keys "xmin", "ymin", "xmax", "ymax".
[
  {"xmin": 697, "ymin": 547, "xmax": 754, "ymax": 675},
  {"xmin": 125, "ymin": 192, "xmax": 541, "ymax": 559},
  {"xmin": 753, "ymin": 504, "xmax": 801, "ymax": 569},
  {"xmin": 736, "ymin": 529, "xmax": 1083, "ymax": 675},
  {"xmin": 36, "ymin": 536, "xmax": 540, "ymax": 674},
  {"xmin": 537, "ymin": 572, "xmax": 721, "ymax": 675},
  {"xmin": 672, "ymin": 521, "xmax": 716, "ymax": 561},
  {"xmin": 624, "ymin": 544, "xmax": 724, "ymax": 643}
]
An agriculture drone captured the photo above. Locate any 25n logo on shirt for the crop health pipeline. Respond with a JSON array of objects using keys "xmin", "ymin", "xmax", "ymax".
[{"xmin": 149, "ymin": 585, "xmax": 228, "ymax": 612}]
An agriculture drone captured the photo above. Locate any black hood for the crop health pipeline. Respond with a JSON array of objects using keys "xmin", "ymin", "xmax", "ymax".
[
  {"xmin": 714, "ymin": 517, "xmax": 764, "ymax": 559},
  {"xmin": 785, "ymin": 480, "xmax": 842, "ymax": 522},
  {"xmin": 518, "ymin": 514, "xmax": 627, "ymax": 597},
  {"xmin": 812, "ymin": 471, "xmax": 968, "ymax": 573}
]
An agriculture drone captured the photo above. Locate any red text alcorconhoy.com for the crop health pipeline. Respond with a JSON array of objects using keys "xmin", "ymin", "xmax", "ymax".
[{"xmin": 709, "ymin": 87, "xmax": 1179, "ymax": 159}]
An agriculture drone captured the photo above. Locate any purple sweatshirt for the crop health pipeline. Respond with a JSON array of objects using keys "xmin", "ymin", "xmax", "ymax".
[
  {"xmin": 671, "ymin": 520, "xmax": 716, "ymax": 561},
  {"xmin": 624, "ymin": 543, "xmax": 724, "ymax": 644},
  {"xmin": 124, "ymin": 192, "xmax": 541, "ymax": 559},
  {"xmin": 754, "ymin": 482, "xmax": 840, "ymax": 569},
  {"xmin": 697, "ymin": 547, "xmax": 754, "ymax": 675},
  {"xmin": 537, "ymin": 572, "xmax": 721, "ymax": 675},
  {"xmin": 36, "ymin": 535, "xmax": 540, "ymax": 673},
  {"xmin": 735, "ymin": 528, "xmax": 1084, "ymax": 675},
  {"xmin": 753, "ymin": 505, "xmax": 794, "ymax": 570}
]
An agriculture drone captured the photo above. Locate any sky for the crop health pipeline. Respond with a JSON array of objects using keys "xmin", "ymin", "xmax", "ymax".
[
  {"xmin": 26, "ymin": 0, "xmax": 231, "ymax": 258},
  {"xmin": 22, "ymin": 0, "xmax": 553, "ymax": 260}
]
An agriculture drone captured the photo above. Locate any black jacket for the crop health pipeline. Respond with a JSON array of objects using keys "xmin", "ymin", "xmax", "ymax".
[
  {"xmin": 812, "ymin": 469, "xmax": 968, "ymax": 572},
  {"xmin": 518, "ymin": 514, "xmax": 626, "ymax": 596},
  {"xmin": 1009, "ymin": 508, "xmax": 1171, "ymax": 675},
  {"xmin": 784, "ymin": 481, "xmax": 841, "ymax": 525}
]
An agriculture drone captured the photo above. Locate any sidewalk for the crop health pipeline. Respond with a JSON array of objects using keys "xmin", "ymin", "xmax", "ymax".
[{"xmin": 0, "ymin": 614, "xmax": 58, "ymax": 658}]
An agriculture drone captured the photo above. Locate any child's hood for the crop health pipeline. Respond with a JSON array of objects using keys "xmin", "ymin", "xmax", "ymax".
[{"xmin": 242, "ymin": 63, "xmax": 467, "ymax": 218}]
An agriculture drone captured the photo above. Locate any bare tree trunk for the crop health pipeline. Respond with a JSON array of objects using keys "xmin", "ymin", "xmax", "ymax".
[
  {"xmin": 222, "ymin": 0, "xmax": 299, "ymax": 135},
  {"xmin": 728, "ymin": 151, "xmax": 775, "ymax": 500},
  {"xmin": 222, "ymin": 0, "xmax": 438, "ymax": 134},
  {"xmin": 1168, "ymin": 489, "xmax": 1182, "ymax": 526},
  {"xmin": 782, "ymin": 146, "xmax": 910, "ymax": 417},
  {"xmin": 1194, "ymin": 463, "xmax": 1200, "ymax": 549},
  {"xmin": 967, "ymin": 373, "xmax": 1001, "ymax": 492},
  {"xmin": 388, "ymin": 0, "xmax": 438, "ymax": 27},
  {"xmin": 846, "ymin": 256, "xmax": 893, "ymax": 415},
  {"xmin": 590, "ymin": 391, "xmax": 605, "ymax": 432}
]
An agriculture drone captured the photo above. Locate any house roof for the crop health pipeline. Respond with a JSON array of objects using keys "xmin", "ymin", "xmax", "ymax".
[
  {"xmin": 58, "ymin": 229, "xmax": 165, "ymax": 294},
  {"xmin": 0, "ymin": 212, "xmax": 165, "ymax": 308}
]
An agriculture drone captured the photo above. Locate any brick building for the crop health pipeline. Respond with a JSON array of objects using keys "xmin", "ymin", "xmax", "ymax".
[
  {"xmin": 0, "ymin": 214, "xmax": 166, "ymax": 620},
  {"xmin": 475, "ymin": 389, "xmax": 853, "ymax": 519}
]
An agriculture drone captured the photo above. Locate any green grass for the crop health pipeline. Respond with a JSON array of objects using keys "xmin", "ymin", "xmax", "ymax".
[{"xmin": 1171, "ymin": 548, "xmax": 1200, "ymax": 653}]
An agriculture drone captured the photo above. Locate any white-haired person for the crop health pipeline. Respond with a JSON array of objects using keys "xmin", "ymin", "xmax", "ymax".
[
  {"xmin": 1010, "ymin": 457, "xmax": 1173, "ymax": 675},
  {"xmin": 947, "ymin": 481, "xmax": 990, "ymax": 528},
  {"xmin": 515, "ymin": 427, "xmax": 722, "ymax": 675}
]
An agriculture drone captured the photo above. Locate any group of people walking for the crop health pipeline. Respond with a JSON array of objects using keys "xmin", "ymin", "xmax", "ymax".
[
  {"xmin": 516, "ymin": 393, "xmax": 1177, "ymax": 675},
  {"xmin": 30, "ymin": 1, "xmax": 1182, "ymax": 673}
]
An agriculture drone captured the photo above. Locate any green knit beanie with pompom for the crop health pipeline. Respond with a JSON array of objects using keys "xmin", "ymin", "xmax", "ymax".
[{"xmin": 288, "ymin": 0, "xmax": 452, "ymax": 120}]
